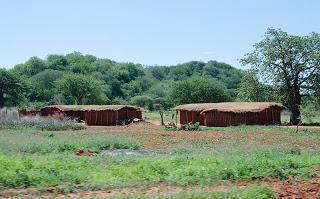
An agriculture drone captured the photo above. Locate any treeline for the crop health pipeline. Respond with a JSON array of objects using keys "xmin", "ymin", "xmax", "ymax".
[
  {"xmin": 0, "ymin": 52, "xmax": 243, "ymax": 110},
  {"xmin": 1, "ymin": 28, "xmax": 319, "ymax": 124}
]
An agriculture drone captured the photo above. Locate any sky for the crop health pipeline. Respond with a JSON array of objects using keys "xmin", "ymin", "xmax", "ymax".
[{"xmin": 1, "ymin": 0, "xmax": 320, "ymax": 69}]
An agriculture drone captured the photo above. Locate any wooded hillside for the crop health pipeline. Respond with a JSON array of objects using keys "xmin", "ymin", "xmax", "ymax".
[{"xmin": 2, "ymin": 52, "xmax": 243, "ymax": 109}]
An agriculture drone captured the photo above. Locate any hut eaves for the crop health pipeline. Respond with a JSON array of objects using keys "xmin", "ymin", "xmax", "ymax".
[
  {"xmin": 175, "ymin": 102, "xmax": 285, "ymax": 113},
  {"xmin": 42, "ymin": 105, "xmax": 144, "ymax": 111}
]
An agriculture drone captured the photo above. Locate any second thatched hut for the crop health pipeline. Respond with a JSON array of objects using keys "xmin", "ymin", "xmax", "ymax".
[{"xmin": 175, "ymin": 102, "xmax": 285, "ymax": 127}]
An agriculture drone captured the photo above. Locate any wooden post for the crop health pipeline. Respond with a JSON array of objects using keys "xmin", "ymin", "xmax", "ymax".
[
  {"xmin": 159, "ymin": 110, "xmax": 164, "ymax": 126},
  {"xmin": 175, "ymin": 111, "xmax": 178, "ymax": 126},
  {"xmin": 95, "ymin": 111, "xmax": 98, "ymax": 125}
]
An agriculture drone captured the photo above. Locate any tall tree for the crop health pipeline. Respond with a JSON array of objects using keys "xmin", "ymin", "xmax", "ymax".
[
  {"xmin": 170, "ymin": 76, "xmax": 230, "ymax": 105},
  {"xmin": 241, "ymin": 28, "xmax": 320, "ymax": 124},
  {"xmin": 54, "ymin": 73, "xmax": 109, "ymax": 105},
  {"xmin": 0, "ymin": 69, "xmax": 27, "ymax": 107}
]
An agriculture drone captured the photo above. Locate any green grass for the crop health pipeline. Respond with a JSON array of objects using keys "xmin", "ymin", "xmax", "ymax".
[
  {"xmin": 91, "ymin": 147, "xmax": 319, "ymax": 185},
  {"xmin": 0, "ymin": 128, "xmax": 140, "ymax": 154},
  {"xmin": 281, "ymin": 112, "xmax": 320, "ymax": 124},
  {"xmin": 110, "ymin": 185, "xmax": 276, "ymax": 199},
  {"xmin": 1, "ymin": 140, "xmax": 319, "ymax": 189},
  {"xmin": 198, "ymin": 124, "xmax": 320, "ymax": 135},
  {"xmin": 0, "ymin": 125, "xmax": 319, "ymax": 197}
]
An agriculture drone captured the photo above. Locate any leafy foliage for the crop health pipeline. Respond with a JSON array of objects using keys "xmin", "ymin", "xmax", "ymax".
[
  {"xmin": 54, "ymin": 73, "xmax": 109, "ymax": 105},
  {"xmin": 170, "ymin": 76, "xmax": 231, "ymax": 104},
  {"xmin": 3, "ymin": 53, "xmax": 243, "ymax": 110},
  {"xmin": 237, "ymin": 72, "xmax": 279, "ymax": 102},
  {"xmin": 242, "ymin": 28, "xmax": 320, "ymax": 124},
  {"xmin": 130, "ymin": 95, "xmax": 154, "ymax": 110},
  {"xmin": 30, "ymin": 69, "xmax": 63, "ymax": 102},
  {"xmin": 0, "ymin": 69, "xmax": 28, "ymax": 108}
]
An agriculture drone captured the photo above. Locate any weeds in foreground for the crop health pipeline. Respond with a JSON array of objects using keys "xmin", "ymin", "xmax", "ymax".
[
  {"xmin": 109, "ymin": 185, "xmax": 276, "ymax": 199},
  {"xmin": 0, "ymin": 145, "xmax": 319, "ymax": 189},
  {"xmin": 0, "ymin": 130, "xmax": 141, "ymax": 154}
]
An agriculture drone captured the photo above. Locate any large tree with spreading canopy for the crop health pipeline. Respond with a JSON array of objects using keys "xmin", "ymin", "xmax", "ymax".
[{"xmin": 241, "ymin": 28, "xmax": 320, "ymax": 124}]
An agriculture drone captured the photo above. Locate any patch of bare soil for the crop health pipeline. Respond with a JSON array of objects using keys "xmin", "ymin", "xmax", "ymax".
[
  {"xmin": 75, "ymin": 149, "xmax": 99, "ymax": 156},
  {"xmin": 237, "ymin": 168, "xmax": 320, "ymax": 199}
]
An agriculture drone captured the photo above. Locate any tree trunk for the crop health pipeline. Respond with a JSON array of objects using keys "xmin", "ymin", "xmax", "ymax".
[
  {"xmin": 0, "ymin": 93, "xmax": 4, "ymax": 108},
  {"xmin": 290, "ymin": 104, "xmax": 301, "ymax": 125},
  {"xmin": 289, "ymin": 88, "xmax": 302, "ymax": 125},
  {"xmin": 159, "ymin": 111, "xmax": 164, "ymax": 126}
]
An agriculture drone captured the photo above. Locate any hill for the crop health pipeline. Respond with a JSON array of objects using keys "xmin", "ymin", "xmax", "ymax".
[{"xmin": 9, "ymin": 52, "xmax": 243, "ymax": 109}]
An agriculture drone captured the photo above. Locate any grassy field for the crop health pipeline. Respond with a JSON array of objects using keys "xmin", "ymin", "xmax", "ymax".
[{"xmin": 0, "ymin": 122, "xmax": 320, "ymax": 198}]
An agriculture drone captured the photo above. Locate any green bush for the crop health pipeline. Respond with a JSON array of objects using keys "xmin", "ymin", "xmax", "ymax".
[
  {"xmin": 180, "ymin": 122, "xmax": 201, "ymax": 131},
  {"xmin": 170, "ymin": 76, "xmax": 231, "ymax": 104}
]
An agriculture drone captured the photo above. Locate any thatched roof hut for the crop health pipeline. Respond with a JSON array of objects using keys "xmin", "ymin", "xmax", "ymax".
[
  {"xmin": 175, "ymin": 102, "xmax": 285, "ymax": 127},
  {"xmin": 41, "ymin": 105, "xmax": 144, "ymax": 111},
  {"xmin": 40, "ymin": 105, "xmax": 143, "ymax": 126}
]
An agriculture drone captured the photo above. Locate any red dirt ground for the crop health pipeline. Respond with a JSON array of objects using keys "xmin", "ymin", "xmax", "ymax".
[
  {"xmin": 75, "ymin": 122, "xmax": 320, "ymax": 152},
  {"xmin": 237, "ymin": 168, "xmax": 320, "ymax": 199},
  {"xmin": 75, "ymin": 149, "xmax": 99, "ymax": 156}
]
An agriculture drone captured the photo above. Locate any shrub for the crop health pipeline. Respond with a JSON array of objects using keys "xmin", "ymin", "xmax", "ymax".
[
  {"xmin": 170, "ymin": 76, "xmax": 231, "ymax": 104},
  {"xmin": 180, "ymin": 122, "xmax": 201, "ymax": 131}
]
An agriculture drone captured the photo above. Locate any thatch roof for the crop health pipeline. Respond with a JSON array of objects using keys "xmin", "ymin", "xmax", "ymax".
[
  {"xmin": 175, "ymin": 102, "xmax": 285, "ymax": 113},
  {"xmin": 41, "ymin": 105, "xmax": 144, "ymax": 111}
]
